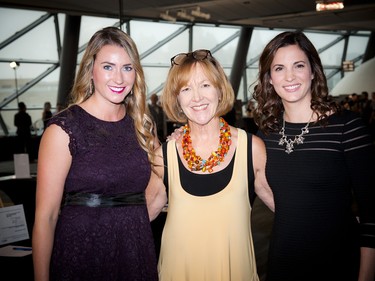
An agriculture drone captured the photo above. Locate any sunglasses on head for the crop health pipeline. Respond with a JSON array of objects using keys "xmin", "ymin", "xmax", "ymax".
[{"xmin": 170, "ymin": 49, "xmax": 212, "ymax": 66}]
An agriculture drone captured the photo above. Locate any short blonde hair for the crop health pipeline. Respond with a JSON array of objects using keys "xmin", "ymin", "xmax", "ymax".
[{"xmin": 162, "ymin": 51, "xmax": 234, "ymax": 123}]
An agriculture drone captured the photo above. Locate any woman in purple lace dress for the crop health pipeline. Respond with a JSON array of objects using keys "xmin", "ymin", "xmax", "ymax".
[{"xmin": 32, "ymin": 27, "xmax": 166, "ymax": 281}]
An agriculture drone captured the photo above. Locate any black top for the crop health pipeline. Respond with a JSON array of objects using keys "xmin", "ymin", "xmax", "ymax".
[
  {"xmin": 258, "ymin": 109, "xmax": 375, "ymax": 281},
  {"xmin": 162, "ymin": 132, "xmax": 256, "ymax": 204}
]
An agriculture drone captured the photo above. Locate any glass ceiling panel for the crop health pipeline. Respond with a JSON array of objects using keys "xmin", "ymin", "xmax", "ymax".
[
  {"xmin": 247, "ymin": 29, "xmax": 288, "ymax": 65},
  {"xmin": 130, "ymin": 21, "xmax": 186, "ymax": 66},
  {"xmin": 319, "ymin": 40, "xmax": 345, "ymax": 66},
  {"xmin": 0, "ymin": 8, "xmax": 45, "ymax": 41},
  {"xmin": 0, "ymin": 7, "xmax": 372, "ymax": 136},
  {"xmin": 78, "ymin": 16, "xmax": 118, "ymax": 47},
  {"xmin": 346, "ymin": 36, "xmax": 369, "ymax": 61},
  {"xmin": 1, "ymin": 17, "xmax": 59, "ymax": 62}
]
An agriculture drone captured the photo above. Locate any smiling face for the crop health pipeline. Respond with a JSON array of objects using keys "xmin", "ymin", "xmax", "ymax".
[
  {"xmin": 177, "ymin": 63, "xmax": 220, "ymax": 126},
  {"xmin": 270, "ymin": 44, "xmax": 314, "ymax": 106},
  {"xmin": 92, "ymin": 44, "xmax": 136, "ymax": 105}
]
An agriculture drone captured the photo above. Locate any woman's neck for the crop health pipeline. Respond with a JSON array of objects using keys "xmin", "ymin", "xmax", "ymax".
[
  {"xmin": 282, "ymin": 101, "xmax": 314, "ymax": 123},
  {"xmin": 188, "ymin": 117, "xmax": 221, "ymax": 141},
  {"xmin": 80, "ymin": 98, "xmax": 126, "ymax": 122}
]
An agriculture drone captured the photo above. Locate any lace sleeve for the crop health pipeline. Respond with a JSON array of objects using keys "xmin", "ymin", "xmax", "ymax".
[{"xmin": 46, "ymin": 108, "xmax": 77, "ymax": 156}]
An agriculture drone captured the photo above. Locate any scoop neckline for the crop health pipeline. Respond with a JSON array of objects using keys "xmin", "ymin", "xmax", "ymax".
[{"xmin": 75, "ymin": 104, "xmax": 127, "ymax": 123}]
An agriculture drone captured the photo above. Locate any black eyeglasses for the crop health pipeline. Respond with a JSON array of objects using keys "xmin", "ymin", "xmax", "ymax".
[{"xmin": 170, "ymin": 49, "xmax": 212, "ymax": 66}]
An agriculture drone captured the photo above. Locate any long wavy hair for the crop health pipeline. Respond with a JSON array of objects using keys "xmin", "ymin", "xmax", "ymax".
[
  {"xmin": 162, "ymin": 51, "xmax": 234, "ymax": 124},
  {"xmin": 252, "ymin": 31, "xmax": 339, "ymax": 134},
  {"xmin": 69, "ymin": 26, "xmax": 157, "ymax": 165}
]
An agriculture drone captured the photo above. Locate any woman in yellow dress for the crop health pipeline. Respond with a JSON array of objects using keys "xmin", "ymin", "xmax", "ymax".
[{"xmin": 148, "ymin": 49, "xmax": 274, "ymax": 281}]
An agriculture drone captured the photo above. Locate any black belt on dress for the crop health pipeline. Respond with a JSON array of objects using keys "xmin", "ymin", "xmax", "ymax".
[{"xmin": 61, "ymin": 191, "xmax": 146, "ymax": 207}]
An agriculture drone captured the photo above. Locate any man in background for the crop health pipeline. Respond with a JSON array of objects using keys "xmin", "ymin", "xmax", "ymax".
[
  {"xmin": 148, "ymin": 93, "xmax": 166, "ymax": 142},
  {"xmin": 14, "ymin": 101, "xmax": 32, "ymax": 157}
]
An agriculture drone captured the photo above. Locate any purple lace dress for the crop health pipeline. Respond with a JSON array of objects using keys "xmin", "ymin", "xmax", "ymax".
[{"xmin": 48, "ymin": 105, "xmax": 158, "ymax": 281}]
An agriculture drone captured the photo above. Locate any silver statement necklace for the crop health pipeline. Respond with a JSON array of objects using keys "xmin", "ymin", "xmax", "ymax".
[{"xmin": 278, "ymin": 113, "xmax": 313, "ymax": 154}]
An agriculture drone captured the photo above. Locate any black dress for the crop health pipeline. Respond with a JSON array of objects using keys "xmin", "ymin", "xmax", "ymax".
[
  {"xmin": 48, "ymin": 105, "xmax": 158, "ymax": 281},
  {"xmin": 258, "ymin": 110, "xmax": 375, "ymax": 281}
]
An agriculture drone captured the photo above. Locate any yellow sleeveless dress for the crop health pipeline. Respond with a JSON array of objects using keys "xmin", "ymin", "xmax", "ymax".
[{"xmin": 158, "ymin": 129, "xmax": 259, "ymax": 281}]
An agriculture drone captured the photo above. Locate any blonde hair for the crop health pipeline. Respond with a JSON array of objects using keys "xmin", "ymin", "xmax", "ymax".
[
  {"xmin": 162, "ymin": 51, "xmax": 234, "ymax": 123},
  {"xmin": 69, "ymin": 26, "xmax": 157, "ymax": 165}
]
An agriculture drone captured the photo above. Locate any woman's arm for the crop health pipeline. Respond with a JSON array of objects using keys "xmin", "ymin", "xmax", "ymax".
[
  {"xmin": 342, "ymin": 113, "xmax": 375, "ymax": 281},
  {"xmin": 145, "ymin": 146, "xmax": 167, "ymax": 221},
  {"xmin": 252, "ymin": 135, "xmax": 275, "ymax": 212},
  {"xmin": 32, "ymin": 125, "xmax": 72, "ymax": 281},
  {"xmin": 358, "ymin": 247, "xmax": 375, "ymax": 281}
]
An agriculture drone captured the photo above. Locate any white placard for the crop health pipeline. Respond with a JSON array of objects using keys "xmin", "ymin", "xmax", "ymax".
[
  {"xmin": 13, "ymin": 153, "xmax": 31, "ymax": 178},
  {"xmin": 0, "ymin": 245, "xmax": 32, "ymax": 257},
  {"xmin": 0, "ymin": 204, "xmax": 30, "ymax": 245}
]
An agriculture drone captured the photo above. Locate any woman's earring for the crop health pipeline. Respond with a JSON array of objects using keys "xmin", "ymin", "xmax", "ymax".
[
  {"xmin": 90, "ymin": 79, "xmax": 95, "ymax": 95},
  {"xmin": 177, "ymin": 104, "xmax": 184, "ymax": 117},
  {"xmin": 178, "ymin": 110, "xmax": 185, "ymax": 118}
]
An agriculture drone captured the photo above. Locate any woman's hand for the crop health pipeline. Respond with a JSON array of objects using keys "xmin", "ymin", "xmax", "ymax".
[{"xmin": 166, "ymin": 126, "xmax": 184, "ymax": 141}]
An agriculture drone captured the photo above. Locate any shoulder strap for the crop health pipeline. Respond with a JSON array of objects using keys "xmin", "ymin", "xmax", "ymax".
[{"xmin": 162, "ymin": 142, "xmax": 169, "ymax": 193}]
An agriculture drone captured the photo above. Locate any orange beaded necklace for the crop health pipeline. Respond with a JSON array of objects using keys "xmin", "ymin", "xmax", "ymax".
[{"xmin": 182, "ymin": 117, "xmax": 231, "ymax": 173}]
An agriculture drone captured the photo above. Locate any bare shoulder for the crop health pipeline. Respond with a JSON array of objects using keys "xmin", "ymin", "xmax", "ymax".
[
  {"xmin": 251, "ymin": 134, "xmax": 266, "ymax": 149},
  {"xmin": 229, "ymin": 125, "xmax": 238, "ymax": 137},
  {"xmin": 251, "ymin": 134, "xmax": 267, "ymax": 163},
  {"xmin": 40, "ymin": 124, "xmax": 70, "ymax": 151}
]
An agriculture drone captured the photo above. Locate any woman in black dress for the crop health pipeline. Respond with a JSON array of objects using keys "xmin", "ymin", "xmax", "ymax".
[{"xmin": 253, "ymin": 31, "xmax": 375, "ymax": 281}]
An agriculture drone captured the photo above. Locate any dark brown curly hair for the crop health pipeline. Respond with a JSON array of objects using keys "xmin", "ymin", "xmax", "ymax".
[{"xmin": 252, "ymin": 31, "xmax": 339, "ymax": 134}]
